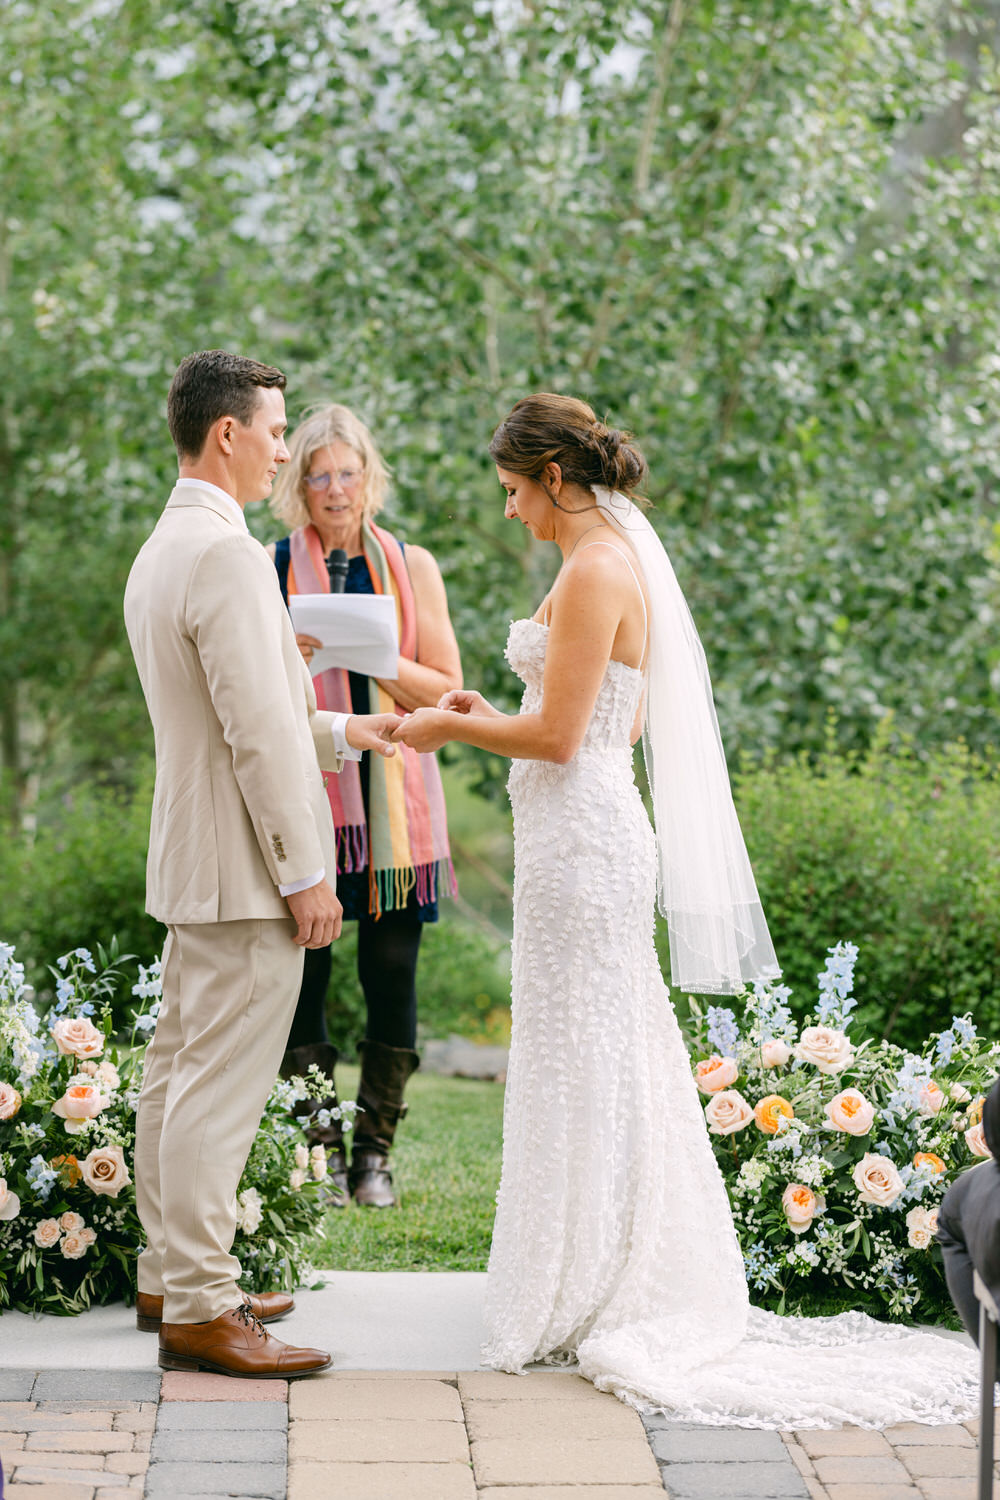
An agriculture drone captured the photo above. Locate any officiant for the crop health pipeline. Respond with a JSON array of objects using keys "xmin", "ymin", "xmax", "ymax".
[{"xmin": 266, "ymin": 404, "xmax": 461, "ymax": 1208}]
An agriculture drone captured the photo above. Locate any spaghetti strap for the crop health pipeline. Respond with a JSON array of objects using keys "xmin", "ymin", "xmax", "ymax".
[{"xmin": 578, "ymin": 541, "xmax": 648, "ymax": 668}]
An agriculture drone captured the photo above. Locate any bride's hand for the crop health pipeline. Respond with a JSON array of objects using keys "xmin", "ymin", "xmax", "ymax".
[
  {"xmin": 391, "ymin": 708, "xmax": 454, "ymax": 752},
  {"xmin": 437, "ymin": 688, "xmax": 499, "ymax": 716}
]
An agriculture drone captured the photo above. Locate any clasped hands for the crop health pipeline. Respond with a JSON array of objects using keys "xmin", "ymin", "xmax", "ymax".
[{"xmin": 390, "ymin": 689, "xmax": 498, "ymax": 753}]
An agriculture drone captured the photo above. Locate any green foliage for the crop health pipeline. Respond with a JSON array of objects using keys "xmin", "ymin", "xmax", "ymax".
[
  {"xmin": 0, "ymin": 773, "xmax": 165, "ymax": 1012},
  {"xmin": 5, "ymin": 1, "xmax": 1000, "ymax": 829},
  {"xmin": 729, "ymin": 730, "xmax": 1000, "ymax": 1050},
  {"xmin": 312, "ymin": 1067, "xmax": 504, "ymax": 1272}
]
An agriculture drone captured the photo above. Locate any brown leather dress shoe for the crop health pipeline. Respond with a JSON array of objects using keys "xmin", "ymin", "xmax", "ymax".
[
  {"xmin": 158, "ymin": 1303, "xmax": 331, "ymax": 1379},
  {"xmin": 136, "ymin": 1289, "xmax": 295, "ymax": 1333}
]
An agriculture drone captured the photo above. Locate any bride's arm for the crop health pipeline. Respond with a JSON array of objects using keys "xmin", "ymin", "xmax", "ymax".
[{"xmin": 393, "ymin": 548, "xmax": 627, "ymax": 761}]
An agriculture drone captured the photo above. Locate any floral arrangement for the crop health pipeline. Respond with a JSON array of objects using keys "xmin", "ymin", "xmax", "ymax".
[
  {"xmin": 0, "ymin": 940, "xmax": 350, "ymax": 1316},
  {"xmin": 687, "ymin": 942, "xmax": 998, "ymax": 1322}
]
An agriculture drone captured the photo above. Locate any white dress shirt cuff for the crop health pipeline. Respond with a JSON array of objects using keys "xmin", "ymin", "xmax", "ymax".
[
  {"xmin": 331, "ymin": 712, "xmax": 362, "ymax": 762},
  {"xmin": 278, "ymin": 869, "xmax": 325, "ymax": 897}
]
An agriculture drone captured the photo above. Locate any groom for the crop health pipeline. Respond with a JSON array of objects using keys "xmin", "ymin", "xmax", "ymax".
[{"xmin": 125, "ymin": 350, "xmax": 398, "ymax": 1378}]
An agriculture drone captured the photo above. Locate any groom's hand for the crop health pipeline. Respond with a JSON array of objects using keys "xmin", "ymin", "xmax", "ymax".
[
  {"xmin": 345, "ymin": 713, "xmax": 402, "ymax": 758},
  {"xmin": 286, "ymin": 880, "xmax": 343, "ymax": 947}
]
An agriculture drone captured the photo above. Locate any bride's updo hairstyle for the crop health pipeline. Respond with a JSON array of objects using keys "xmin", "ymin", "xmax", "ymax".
[{"xmin": 489, "ymin": 393, "xmax": 647, "ymax": 502}]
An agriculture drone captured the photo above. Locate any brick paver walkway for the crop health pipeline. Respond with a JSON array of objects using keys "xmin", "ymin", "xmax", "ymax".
[{"xmin": 0, "ymin": 1366, "xmax": 990, "ymax": 1498}]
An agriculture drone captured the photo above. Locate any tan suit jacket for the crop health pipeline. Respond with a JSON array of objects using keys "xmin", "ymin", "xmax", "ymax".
[{"xmin": 124, "ymin": 481, "xmax": 342, "ymax": 924}]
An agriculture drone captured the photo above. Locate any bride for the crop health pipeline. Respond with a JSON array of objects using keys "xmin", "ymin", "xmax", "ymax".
[{"xmin": 392, "ymin": 393, "xmax": 977, "ymax": 1428}]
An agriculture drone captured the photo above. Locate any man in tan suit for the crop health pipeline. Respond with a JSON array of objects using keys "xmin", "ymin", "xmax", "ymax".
[{"xmin": 125, "ymin": 350, "xmax": 398, "ymax": 1378}]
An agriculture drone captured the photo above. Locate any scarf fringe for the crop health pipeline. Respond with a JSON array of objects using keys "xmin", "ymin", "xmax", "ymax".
[
  {"xmin": 336, "ymin": 823, "xmax": 369, "ymax": 874},
  {"xmin": 368, "ymin": 857, "xmax": 458, "ymax": 917}
]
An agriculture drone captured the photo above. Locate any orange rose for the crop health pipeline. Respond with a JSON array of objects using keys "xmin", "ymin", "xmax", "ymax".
[
  {"xmin": 51, "ymin": 1154, "xmax": 83, "ymax": 1187},
  {"xmin": 694, "ymin": 1055, "xmax": 739, "ymax": 1094},
  {"xmin": 968, "ymin": 1096, "xmax": 985, "ymax": 1126},
  {"xmin": 754, "ymin": 1095, "xmax": 795, "ymax": 1134},
  {"xmin": 913, "ymin": 1152, "xmax": 946, "ymax": 1175}
]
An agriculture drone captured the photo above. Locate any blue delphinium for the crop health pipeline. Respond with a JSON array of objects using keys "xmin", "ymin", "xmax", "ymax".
[
  {"xmin": 26, "ymin": 1155, "xmax": 59, "ymax": 1202},
  {"xmin": 816, "ymin": 942, "xmax": 859, "ymax": 1026},
  {"xmin": 706, "ymin": 1005, "xmax": 740, "ymax": 1058}
]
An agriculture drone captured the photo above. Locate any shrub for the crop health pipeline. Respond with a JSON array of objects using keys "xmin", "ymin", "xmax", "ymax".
[{"xmin": 728, "ymin": 732, "xmax": 1000, "ymax": 1051}]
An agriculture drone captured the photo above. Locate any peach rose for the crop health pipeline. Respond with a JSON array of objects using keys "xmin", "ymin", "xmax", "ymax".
[
  {"xmin": 0, "ymin": 1178, "xmax": 21, "ymax": 1221},
  {"xmin": 0, "ymin": 1081, "xmax": 22, "ymax": 1120},
  {"xmin": 754, "ymin": 1095, "xmax": 795, "ymax": 1134},
  {"xmin": 61, "ymin": 1227, "xmax": 96, "ymax": 1260},
  {"xmin": 51, "ymin": 1083, "xmax": 110, "ymax": 1133},
  {"xmin": 77, "ymin": 1060, "xmax": 98, "ymax": 1076},
  {"xmin": 852, "ymin": 1152, "xmax": 904, "ymax": 1207},
  {"xmin": 59, "ymin": 1210, "xmax": 85, "ymax": 1232},
  {"xmin": 950, "ymin": 1083, "xmax": 972, "ymax": 1103},
  {"xmin": 80, "ymin": 1145, "xmax": 130, "ymax": 1198},
  {"xmin": 760, "ymin": 1039, "xmax": 791, "ymax": 1069},
  {"xmin": 905, "ymin": 1205, "xmax": 938, "ymax": 1249},
  {"xmin": 965, "ymin": 1121, "xmax": 992, "ymax": 1159},
  {"xmin": 34, "ymin": 1218, "xmax": 62, "ymax": 1249},
  {"xmin": 782, "ymin": 1183, "xmax": 823, "ymax": 1234},
  {"xmin": 917, "ymin": 1080, "xmax": 945, "ymax": 1117},
  {"xmin": 913, "ymin": 1151, "xmax": 946, "ymax": 1175},
  {"xmin": 823, "ymin": 1088, "xmax": 875, "ymax": 1136},
  {"xmin": 50, "ymin": 1016, "xmax": 104, "ymax": 1060},
  {"xmin": 794, "ymin": 1025, "xmax": 854, "ymax": 1074},
  {"xmin": 704, "ymin": 1089, "xmax": 755, "ymax": 1136},
  {"xmin": 694, "ymin": 1055, "xmax": 739, "ymax": 1094}
]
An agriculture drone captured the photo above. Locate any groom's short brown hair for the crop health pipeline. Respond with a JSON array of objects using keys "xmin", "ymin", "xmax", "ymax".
[{"xmin": 167, "ymin": 350, "xmax": 286, "ymax": 460}]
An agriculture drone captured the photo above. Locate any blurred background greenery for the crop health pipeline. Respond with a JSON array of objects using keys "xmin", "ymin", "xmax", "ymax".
[{"xmin": 2, "ymin": 0, "xmax": 999, "ymax": 1045}]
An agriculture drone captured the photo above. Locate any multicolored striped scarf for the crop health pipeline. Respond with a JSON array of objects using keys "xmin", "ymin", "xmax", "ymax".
[{"xmin": 287, "ymin": 520, "xmax": 456, "ymax": 916}]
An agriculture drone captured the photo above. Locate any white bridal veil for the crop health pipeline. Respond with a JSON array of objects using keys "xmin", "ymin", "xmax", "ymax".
[{"xmin": 593, "ymin": 487, "xmax": 780, "ymax": 995}]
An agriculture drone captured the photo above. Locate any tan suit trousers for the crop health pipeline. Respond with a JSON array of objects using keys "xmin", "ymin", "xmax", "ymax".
[{"xmin": 133, "ymin": 917, "xmax": 304, "ymax": 1324}]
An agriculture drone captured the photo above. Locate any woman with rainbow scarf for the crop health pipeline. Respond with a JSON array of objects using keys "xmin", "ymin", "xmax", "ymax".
[{"xmin": 266, "ymin": 405, "xmax": 461, "ymax": 1208}]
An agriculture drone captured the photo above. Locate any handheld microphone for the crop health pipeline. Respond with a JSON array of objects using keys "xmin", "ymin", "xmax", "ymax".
[{"xmin": 326, "ymin": 548, "xmax": 349, "ymax": 594}]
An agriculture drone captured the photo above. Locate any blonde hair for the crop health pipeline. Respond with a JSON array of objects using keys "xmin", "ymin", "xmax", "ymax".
[{"xmin": 269, "ymin": 404, "xmax": 390, "ymax": 529}]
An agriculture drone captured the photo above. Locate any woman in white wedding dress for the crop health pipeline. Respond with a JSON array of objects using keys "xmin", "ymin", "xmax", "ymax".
[{"xmin": 393, "ymin": 394, "xmax": 977, "ymax": 1428}]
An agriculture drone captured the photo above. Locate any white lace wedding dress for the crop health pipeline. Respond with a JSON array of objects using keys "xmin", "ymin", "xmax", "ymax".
[{"xmin": 482, "ymin": 616, "xmax": 978, "ymax": 1428}]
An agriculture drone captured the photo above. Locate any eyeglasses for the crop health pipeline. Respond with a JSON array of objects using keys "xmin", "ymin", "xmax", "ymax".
[{"xmin": 304, "ymin": 469, "xmax": 363, "ymax": 491}]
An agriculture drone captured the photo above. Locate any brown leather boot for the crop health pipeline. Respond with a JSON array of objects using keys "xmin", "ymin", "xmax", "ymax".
[
  {"xmin": 136, "ymin": 1289, "xmax": 294, "ymax": 1333},
  {"xmin": 158, "ymin": 1302, "xmax": 331, "ymax": 1378},
  {"xmin": 280, "ymin": 1042, "xmax": 349, "ymax": 1208},
  {"xmin": 349, "ymin": 1039, "xmax": 419, "ymax": 1209}
]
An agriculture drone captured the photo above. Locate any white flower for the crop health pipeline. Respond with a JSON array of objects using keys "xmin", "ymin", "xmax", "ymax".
[
  {"xmin": 59, "ymin": 1211, "xmax": 85, "ymax": 1232},
  {"xmin": 794, "ymin": 1025, "xmax": 854, "ymax": 1074},
  {"xmin": 236, "ymin": 1187, "xmax": 263, "ymax": 1234},
  {"xmin": 294, "ymin": 1144, "xmax": 310, "ymax": 1170},
  {"xmin": 289, "ymin": 1168, "xmax": 307, "ymax": 1191},
  {"xmin": 950, "ymin": 1082, "xmax": 972, "ymax": 1103},
  {"xmin": 310, "ymin": 1145, "xmax": 328, "ymax": 1181},
  {"xmin": 0, "ymin": 1178, "xmax": 21, "ymax": 1221}
]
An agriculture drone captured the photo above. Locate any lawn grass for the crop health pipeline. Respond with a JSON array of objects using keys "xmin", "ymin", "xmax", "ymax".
[{"xmin": 313, "ymin": 1065, "xmax": 504, "ymax": 1271}]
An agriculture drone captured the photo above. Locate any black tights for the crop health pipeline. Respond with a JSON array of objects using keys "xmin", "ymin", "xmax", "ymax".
[{"xmin": 286, "ymin": 907, "xmax": 423, "ymax": 1052}]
